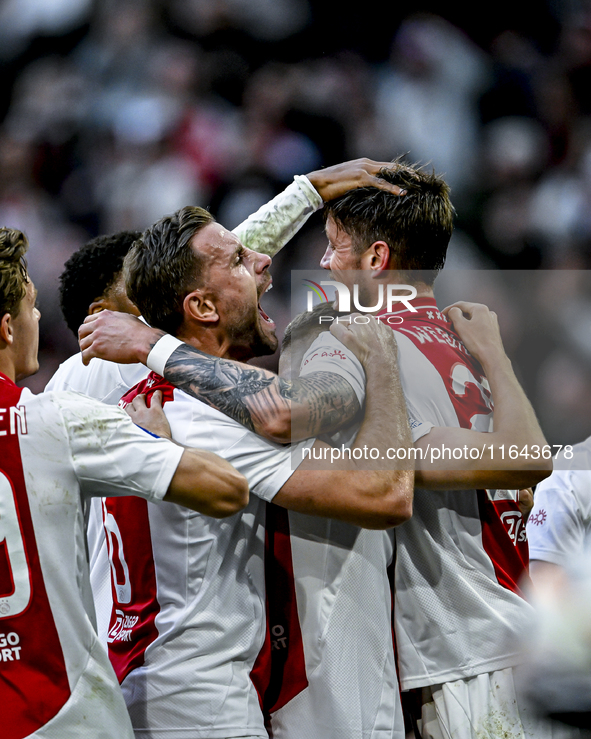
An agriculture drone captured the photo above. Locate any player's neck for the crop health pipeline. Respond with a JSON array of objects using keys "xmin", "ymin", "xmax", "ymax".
[
  {"xmin": 412, "ymin": 284, "xmax": 435, "ymax": 299},
  {"xmin": 174, "ymin": 327, "xmax": 254, "ymax": 362},
  {"xmin": 380, "ymin": 266, "xmax": 435, "ymax": 301},
  {"xmin": 0, "ymin": 350, "xmax": 17, "ymax": 382}
]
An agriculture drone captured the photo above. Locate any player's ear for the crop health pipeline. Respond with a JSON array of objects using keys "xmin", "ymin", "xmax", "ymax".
[
  {"xmin": 364, "ymin": 241, "xmax": 391, "ymax": 274},
  {"xmin": 183, "ymin": 289, "xmax": 219, "ymax": 324},
  {"xmin": 0, "ymin": 312, "xmax": 14, "ymax": 346},
  {"xmin": 88, "ymin": 298, "xmax": 107, "ymax": 315}
]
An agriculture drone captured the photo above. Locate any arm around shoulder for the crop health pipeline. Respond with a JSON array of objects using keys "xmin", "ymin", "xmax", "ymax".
[
  {"xmin": 417, "ymin": 302, "xmax": 553, "ymax": 491},
  {"xmin": 273, "ymin": 317, "xmax": 415, "ymax": 530},
  {"xmin": 414, "ymin": 425, "xmax": 552, "ymax": 490}
]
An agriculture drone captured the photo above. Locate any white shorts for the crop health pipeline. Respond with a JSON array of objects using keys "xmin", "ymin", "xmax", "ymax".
[{"xmin": 416, "ymin": 667, "xmax": 583, "ymax": 739}]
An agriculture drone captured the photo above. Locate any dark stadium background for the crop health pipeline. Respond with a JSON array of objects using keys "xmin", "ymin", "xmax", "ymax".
[{"xmin": 2, "ymin": 0, "xmax": 590, "ymax": 446}]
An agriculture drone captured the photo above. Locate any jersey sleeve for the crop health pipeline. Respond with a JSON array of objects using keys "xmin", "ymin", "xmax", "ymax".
[
  {"xmin": 222, "ymin": 434, "xmax": 314, "ymax": 503},
  {"xmin": 299, "ymin": 331, "xmax": 366, "ymax": 406},
  {"xmin": 232, "ymin": 175, "xmax": 322, "ymax": 256},
  {"xmin": 172, "ymin": 393, "xmax": 313, "ymax": 503},
  {"xmin": 45, "ymin": 353, "xmax": 148, "ymax": 405},
  {"xmin": 55, "ymin": 392, "xmax": 184, "ymax": 502},
  {"xmin": 526, "ymin": 470, "xmax": 589, "ymax": 566},
  {"xmin": 300, "ymin": 331, "xmax": 433, "ymax": 443}
]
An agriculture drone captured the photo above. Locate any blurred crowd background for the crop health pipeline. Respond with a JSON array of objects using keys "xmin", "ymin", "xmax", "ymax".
[{"xmin": 2, "ymin": 0, "xmax": 591, "ymax": 445}]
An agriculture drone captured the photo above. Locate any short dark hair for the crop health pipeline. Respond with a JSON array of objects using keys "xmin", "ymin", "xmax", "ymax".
[
  {"xmin": 59, "ymin": 231, "xmax": 141, "ymax": 336},
  {"xmin": 0, "ymin": 227, "xmax": 29, "ymax": 318},
  {"xmin": 282, "ymin": 302, "xmax": 340, "ymax": 352},
  {"xmin": 323, "ymin": 158, "xmax": 455, "ymax": 285},
  {"xmin": 124, "ymin": 206, "xmax": 214, "ymax": 335}
]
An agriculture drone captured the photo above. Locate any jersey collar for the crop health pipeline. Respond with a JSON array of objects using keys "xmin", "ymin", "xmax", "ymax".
[{"xmin": 0, "ymin": 370, "xmax": 17, "ymax": 387}]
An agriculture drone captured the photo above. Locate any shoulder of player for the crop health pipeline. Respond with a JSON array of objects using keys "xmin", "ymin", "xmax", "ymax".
[
  {"xmin": 300, "ymin": 330, "xmax": 358, "ymax": 369},
  {"xmin": 389, "ymin": 327, "xmax": 450, "ymax": 379},
  {"xmin": 46, "ymin": 352, "xmax": 147, "ymax": 400},
  {"xmin": 567, "ymin": 467, "xmax": 591, "ymax": 515},
  {"xmin": 45, "ymin": 351, "xmax": 87, "ymax": 391},
  {"xmin": 44, "ymin": 388, "xmax": 128, "ymax": 419},
  {"xmin": 534, "ymin": 465, "xmax": 591, "ymax": 515},
  {"xmin": 12, "ymin": 390, "xmax": 130, "ymax": 450}
]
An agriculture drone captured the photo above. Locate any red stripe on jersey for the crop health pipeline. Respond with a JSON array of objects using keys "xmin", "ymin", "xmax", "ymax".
[
  {"xmin": 119, "ymin": 372, "xmax": 176, "ymax": 409},
  {"xmin": 477, "ymin": 494, "xmax": 530, "ymax": 596},
  {"xmin": 104, "ymin": 497, "xmax": 160, "ymax": 683},
  {"xmin": 379, "ymin": 300, "xmax": 528, "ymax": 595},
  {"xmin": 104, "ymin": 372, "xmax": 174, "ymax": 682},
  {"xmin": 0, "ymin": 377, "xmax": 71, "ymax": 739},
  {"xmin": 379, "ymin": 300, "xmax": 493, "ymax": 430},
  {"xmin": 0, "ymin": 539, "xmax": 15, "ymax": 596},
  {"xmin": 251, "ymin": 504, "xmax": 308, "ymax": 715}
]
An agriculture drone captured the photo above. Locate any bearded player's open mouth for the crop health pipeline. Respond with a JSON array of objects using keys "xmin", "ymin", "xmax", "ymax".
[{"xmin": 258, "ymin": 281, "xmax": 275, "ymax": 326}]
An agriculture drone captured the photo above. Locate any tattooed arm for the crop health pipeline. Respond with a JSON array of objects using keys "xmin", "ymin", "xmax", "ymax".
[
  {"xmin": 79, "ymin": 310, "xmax": 360, "ymax": 443},
  {"xmin": 164, "ymin": 343, "xmax": 360, "ymax": 442}
]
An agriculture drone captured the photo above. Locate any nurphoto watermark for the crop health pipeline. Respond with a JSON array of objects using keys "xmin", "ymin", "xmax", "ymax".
[{"xmin": 287, "ymin": 269, "xmax": 591, "ymax": 475}]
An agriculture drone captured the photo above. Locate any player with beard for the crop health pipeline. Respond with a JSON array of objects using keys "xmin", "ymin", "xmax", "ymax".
[
  {"xmin": 312, "ymin": 161, "xmax": 553, "ymax": 739},
  {"xmin": 48, "ymin": 159, "xmax": 411, "ymax": 652},
  {"xmin": 78, "ymin": 203, "xmax": 414, "ymax": 739},
  {"xmin": 80, "ymin": 164, "xmax": 550, "ymax": 739},
  {"xmin": 50, "ymin": 158, "xmax": 406, "ymax": 440}
]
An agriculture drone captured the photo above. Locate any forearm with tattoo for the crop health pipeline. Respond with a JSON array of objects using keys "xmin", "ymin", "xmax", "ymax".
[{"xmin": 163, "ymin": 344, "xmax": 360, "ymax": 443}]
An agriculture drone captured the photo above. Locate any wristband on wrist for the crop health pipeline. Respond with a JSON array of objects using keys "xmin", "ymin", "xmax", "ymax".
[{"xmin": 146, "ymin": 335, "xmax": 184, "ymax": 376}]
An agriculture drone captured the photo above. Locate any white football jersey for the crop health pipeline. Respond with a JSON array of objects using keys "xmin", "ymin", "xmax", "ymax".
[
  {"xmin": 527, "ymin": 437, "xmax": 591, "ymax": 566},
  {"xmin": 97, "ymin": 374, "xmax": 312, "ymax": 739},
  {"xmin": 46, "ymin": 354, "xmax": 151, "ymax": 644},
  {"xmin": 45, "ymin": 172, "xmax": 323, "ymax": 652},
  {"xmin": 269, "ymin": 333, "xmax": 431, "ymax": 739},
  {"xmin": 0, "ymin": 371, "xmax": 183, "ymax": 739},
  {"xmin": 381, "ymin": 300, "xmax": 534, "ymax": 690},
  {"xmin": 45, "ymin": 352, "xmax": 149, "ymax": 405}
]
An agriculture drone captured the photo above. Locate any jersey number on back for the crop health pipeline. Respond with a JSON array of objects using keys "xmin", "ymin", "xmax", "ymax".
[
  {"xmin": 0, "ymin": 472, "xmax": 31, "ymax": 618},
  {"xmin": 102, "ymin": 499, "xmax": 132, "ymax": 606}
]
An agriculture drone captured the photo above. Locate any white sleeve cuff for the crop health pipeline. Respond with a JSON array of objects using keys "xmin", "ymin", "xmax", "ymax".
[
  {"xmin": 146, "ymin": 335, "xmax": 184, "ymax": 377},
  {"xmin": 293, "ymin": 174, "xmax": 323, "ymax": 210}
]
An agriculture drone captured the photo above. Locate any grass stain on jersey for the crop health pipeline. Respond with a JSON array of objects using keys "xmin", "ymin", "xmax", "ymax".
[{"xmin": 476, "ymin": 703, "xmax": 524, "ymax": 739}]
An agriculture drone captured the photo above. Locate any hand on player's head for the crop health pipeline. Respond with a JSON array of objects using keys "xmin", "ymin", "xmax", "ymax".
[
  {"xmin": 307, "ymin": 158, "xmax": 407, "ymax": 202},
  {"xmin": 78, "ymin": 309, "xmax": 158, "ymax": 366}
]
